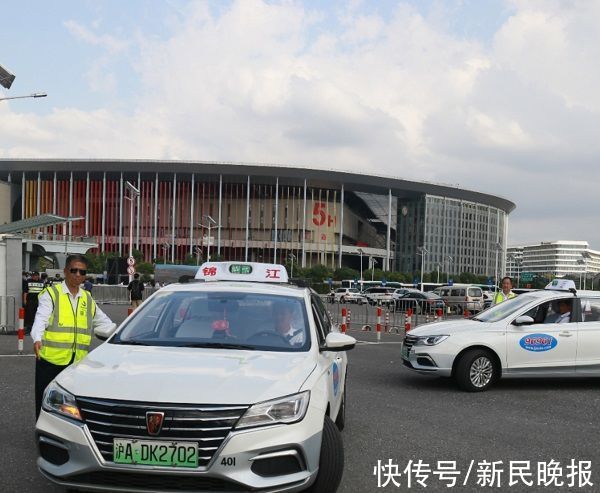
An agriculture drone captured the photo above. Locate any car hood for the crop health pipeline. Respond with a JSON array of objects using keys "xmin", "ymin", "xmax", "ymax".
[
  {"xmin": 57, "ymin": 343, "xmax": 316, "ymax": 405},
  {"xmin": 407, "ymin": 319, "xmax": 487, "ymax": 336}
]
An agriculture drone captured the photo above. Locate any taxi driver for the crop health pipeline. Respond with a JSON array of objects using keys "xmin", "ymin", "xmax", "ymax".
[{"xmin": 273, "ymin": 301, "xmax": 305, "ymax": 346}]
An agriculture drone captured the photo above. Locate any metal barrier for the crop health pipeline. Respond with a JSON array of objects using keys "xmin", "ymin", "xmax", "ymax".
[
  {"xmin": 0, "ymin": 296, "xmax": 17, "ymax": 334},
  {"xmin": 90, "ymin": 285, "xmax": 161, "ymax": 304},
  {"xmin": 323, "ymin": 296, "xmax": 485, "ymax": 334}
]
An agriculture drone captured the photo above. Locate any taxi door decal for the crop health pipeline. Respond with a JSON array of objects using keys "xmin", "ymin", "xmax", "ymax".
[{"xmin": 519, "ymin": 333, "xmax": 558, "ymax": 352}]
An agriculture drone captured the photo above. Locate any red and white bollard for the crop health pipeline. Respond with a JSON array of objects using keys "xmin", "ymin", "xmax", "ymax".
[
  {"xmin": 463, "ymin": 307, "xmax": 470, "ymax": 318},
  {"xmin": 341, "ymin": 307, "xmax": 347, "ymax": 333},
  {"xmin": 405, "ymin": 308, "xmax": 413, "ymax": 332},
  {"xmin": 436, "ymin": 308, "xmax": 443, "ymax": 322},
  {"xmin": 17, "ymin": 307, "xmax": 25, "ymax": 355},
  {"xmin": 384, "ymin": 310, "xmax": 390, "ymax": 333},
  {"xmin": 376, "ymin": 307, "xmax": 382, "ymax": 342},
  {"xmin": 127, "ymin": 307, "xmax": 134, "ymax": 316}
]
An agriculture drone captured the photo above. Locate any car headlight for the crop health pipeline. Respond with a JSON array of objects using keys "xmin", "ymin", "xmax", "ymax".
[
  {"xmin": 414, "ymin": 335, "xmax": 449, "ymax": 346},
  {"xmin": 42, "ymin": 381, "xmax": 82, "ymax": 421},
  {"xmin": 235, "ymin": 391, "xmax": 310, "ymax": 429}
]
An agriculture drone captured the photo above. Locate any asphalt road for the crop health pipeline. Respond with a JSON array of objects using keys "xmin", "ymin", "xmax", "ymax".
[{"xmin": 1, "ymin": 304, "xmax": 599, "ymax": 492}]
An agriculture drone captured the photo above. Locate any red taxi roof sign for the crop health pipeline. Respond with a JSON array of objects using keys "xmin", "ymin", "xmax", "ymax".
[{"xmin": 196, "ymin": 262, "xmax": 289, "ymax": 283}]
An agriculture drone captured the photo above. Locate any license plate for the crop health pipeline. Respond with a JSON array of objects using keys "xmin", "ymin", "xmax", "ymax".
[
  {"xmin": 113, "ymin": 439, "xmax": 198, "ymax": 468},
  {"xmin": 401, "ymin": 344, "xmax": 409, "ymax": 359}
]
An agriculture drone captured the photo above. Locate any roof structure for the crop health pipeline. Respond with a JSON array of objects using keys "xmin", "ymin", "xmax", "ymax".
[{"xmin": 0, "ymin": 214, "xmax": 73, "ymax": 234}]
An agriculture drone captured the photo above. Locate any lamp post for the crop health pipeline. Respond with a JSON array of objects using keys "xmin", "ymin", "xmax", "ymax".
[
  {"xmin": 577, "ymin": 259, "xmax": 585, "ymax": 290},
  {"xmin": 417, "ymin": 246, "xmax": 429, "ymax": 292},
  {"xmin": 370, "ymin": 257, "xmax": 378, "ymax": 282},
  {"xmin": 289, "ymin": 253, "xmax": 296, "ymax": 278},
  {"xmin": 62, "ymin": 216, "xmax": 84, "ymax": 255},
  {"xmin": 494, "ymin": 242, "xmax": 503, "ymax": 294},
  {"xmin": 125, "ymin": 181, "xmax": 140, "ymax": 282},
  {"xmin": 357, "ymin": 248, "xmax": 364, "ymax": 290},
  {"xmin": 0, "ymin": 92, "xmax": 47, "ymax": 102},
  {"xmin": 581, "ymin": 251, "xmax": 592, "ymax": 290},
  {"xmin": 199, "ymin": 215, "xmax": 217, "ymax": 262},
  {"xmin": 444, "ymin": 255, "xmax": 453, "ymax": 284}
]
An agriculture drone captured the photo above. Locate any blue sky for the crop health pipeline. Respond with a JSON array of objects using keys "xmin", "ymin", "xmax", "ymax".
[{"xmin": 1, "ymin": 1, "xmax": 600, "ymax": 247}]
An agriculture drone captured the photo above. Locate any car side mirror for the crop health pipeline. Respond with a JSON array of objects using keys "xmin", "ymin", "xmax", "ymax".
[
  {"xmin": 513, "ymin": 315, "xmax": 534, "ymax": 326},
  {"xmin": 95, "ymin": 323, "xmax": 117, "ymax": 341},
  {"xmin": 321, "ymin": 332, "xmax": 356, "ymax": 352}
]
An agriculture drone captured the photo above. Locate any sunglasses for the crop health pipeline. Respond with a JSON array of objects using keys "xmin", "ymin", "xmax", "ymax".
[{"xmin": 69, "ymin": 268, "xmax": 87, "ymax": 276}]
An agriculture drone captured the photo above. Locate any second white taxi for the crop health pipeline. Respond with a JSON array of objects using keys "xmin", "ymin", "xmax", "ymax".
[{"xmin": 401, "ymin": 279, "xmax": 600, "ymax": 391}]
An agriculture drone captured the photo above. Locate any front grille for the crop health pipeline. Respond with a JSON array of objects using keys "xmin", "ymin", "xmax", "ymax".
[
  {"xmin": 53, "ymin": 471, "xmax": 247, "ymax": 491},
  {"xmin": 403, "ymin": 334, "xmax": 418, "ymax": 352},
  {"xmin": 77, "ymin": 397, "xmax": 248, "ymax": 468}
]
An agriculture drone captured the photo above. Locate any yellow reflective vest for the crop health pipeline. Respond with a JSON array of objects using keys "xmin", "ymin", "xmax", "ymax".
[
  {"xmin": 40, "ymin": 284, "xmax": 96, "ymax": 366},
  {"xmin": 494, "ymin": 291, "xmax": 516, "ymax": 305}
]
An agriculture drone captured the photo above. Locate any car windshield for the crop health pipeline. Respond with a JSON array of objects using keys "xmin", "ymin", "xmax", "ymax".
[
  {"xmin": 472, "ymin": 294, "xmax": 537, "ymax": 323},
  {"xmin": 111, "ymin": 290, "xmax": 310, "ymax": 352}
]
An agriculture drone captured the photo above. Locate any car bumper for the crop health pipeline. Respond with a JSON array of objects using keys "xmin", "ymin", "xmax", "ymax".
[
  {"xmin": 400, "ymin": 343, "xmax": 453, "ymax": 377},
  {"xmin": 36, "ymin": 404, "xmax": 324, "ymax": 493}
]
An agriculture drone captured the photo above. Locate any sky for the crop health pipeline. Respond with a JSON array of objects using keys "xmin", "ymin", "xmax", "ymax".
[{"xmin": 1, "ymin": 0, "xmax": 599, "ymax": 248}]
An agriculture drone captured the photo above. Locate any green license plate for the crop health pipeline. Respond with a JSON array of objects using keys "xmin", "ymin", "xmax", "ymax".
[
  {"xmin": 113, "ymin": 439, "xmax": 198, "ymax": 468},
  {"xmin": 401, "ymin": 344, "xmax": 409, "ymax": 359}
]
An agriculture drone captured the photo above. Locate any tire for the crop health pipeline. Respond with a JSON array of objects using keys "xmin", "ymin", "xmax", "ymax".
[
  {"xmin": 455, "ymin": 349, "xmax": 498, "ymax": 392},
  {"xmin": 335, "ymin": 384, "xmax": 346, "ymax": 431},
  {"xmin": 305, "ymin": 416, "xmax": 344, "ymax": 493}
]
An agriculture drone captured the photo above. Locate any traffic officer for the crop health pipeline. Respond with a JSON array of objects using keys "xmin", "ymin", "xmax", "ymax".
[
  {"xmin": 494, "ymin": 276, "xmax": 516, "ymax": 305},
  {"xmin": 31, "ymin": 254, "xmax": 116, "ymax": 418},
  {"xmin": 23, "ymin": 271, "xmax": 45, "ymax": 335}
]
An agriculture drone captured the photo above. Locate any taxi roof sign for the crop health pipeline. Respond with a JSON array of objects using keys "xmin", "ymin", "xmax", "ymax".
[
  {"xmin": 545, "ymin": 279, "xmax": 577, "ymax": 291},
  {"xmin": 195, "ymin": 262, "xmax": 289, "ymax": 283}
]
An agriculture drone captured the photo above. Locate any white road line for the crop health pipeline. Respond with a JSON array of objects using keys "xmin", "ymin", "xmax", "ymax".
[
  {"xmin": 0, "ymin": 354, "xmax": 35, "ymax": 357},
  {"xmin": 356, "ymin": 341, "xmax": 404, "ymax": 345}
]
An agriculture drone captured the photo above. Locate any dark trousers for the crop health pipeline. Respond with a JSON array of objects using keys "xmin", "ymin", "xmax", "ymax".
[{"xmin": 35, "ymin": 355, "xmax": 74, "ymax": 420}]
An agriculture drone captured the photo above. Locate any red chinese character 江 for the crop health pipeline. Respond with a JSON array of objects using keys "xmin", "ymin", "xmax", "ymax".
[{"xmin": 265, "ymin": 269, "xmax": 281, "ymax": 279}]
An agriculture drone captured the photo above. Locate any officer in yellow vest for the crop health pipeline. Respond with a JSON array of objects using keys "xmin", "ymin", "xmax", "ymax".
[
  {"xmin": 494, "ymin": 276, "xmax": 517, "ymax": 305},
  {"xmin": 31, "ymin": 254, "xmax": 116, "ymax": 418}
]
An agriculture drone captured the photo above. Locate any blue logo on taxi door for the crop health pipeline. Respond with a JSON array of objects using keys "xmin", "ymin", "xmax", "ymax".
[
  {"xmin": 519, "ymin": 333, "xmax": 557, "ymax": 352},
  {"xmin": 332, "ymin": 362, "xmax": 340, "ymax": 396}
]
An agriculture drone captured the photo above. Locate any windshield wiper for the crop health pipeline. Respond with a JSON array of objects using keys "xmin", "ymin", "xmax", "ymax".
[
  {"xmin": 113, "ymin": 339, "xmax": 153, "ymax": 346},
  {"xmin": 471, "ymin": 317, "xmax": 483, "ymax": 322},
  {"xmin": 178, "ymin": 342, "xmax": 256, "ymax": 350}
]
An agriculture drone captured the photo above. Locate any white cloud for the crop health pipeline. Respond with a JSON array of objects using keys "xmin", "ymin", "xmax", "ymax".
[{"xmin": 2, "ymin": 1, "xmax": 600, "ymax": 246}]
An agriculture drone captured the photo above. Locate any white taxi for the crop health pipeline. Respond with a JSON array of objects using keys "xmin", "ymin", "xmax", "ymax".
[
  {"xmin": 36, "ymin": 262, "xmax": 356, "ymax": 492},
  {"xmin": 401, "ymin": 279, "xmax": 600, "ymax": 391}
]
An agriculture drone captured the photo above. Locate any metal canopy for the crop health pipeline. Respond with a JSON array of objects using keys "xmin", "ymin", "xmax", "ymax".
[{"xmin": 0, "ymin": 214, "xmax": 71, "ymax": 234}]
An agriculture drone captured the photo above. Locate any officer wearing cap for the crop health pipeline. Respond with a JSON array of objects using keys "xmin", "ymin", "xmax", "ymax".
[{"xmin": 31, "ymin": 254, "xmax": 116, "ymax": 418}]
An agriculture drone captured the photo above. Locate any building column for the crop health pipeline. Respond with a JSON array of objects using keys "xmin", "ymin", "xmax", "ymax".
[
  {"xmin": 189, "ymin": 174, "xmax": 195, "ymax": 256},
  {"xmin": 274, "ymin": 177, "xmax": 279, "ymax": 264},
  {"xmin": 153, "ymin": 173, "xmax": 158, "ymax": 261},
  {"xmin": 245, "ymin": 176, "xmax": 250, "ymax": 262},
  {"xmin": 386, "ymin": 188, "xmax": 392, "ymax": 272},
  {"xmin": 101, "ymin": 173, "xmax": 106, "ymax": 251},
  {"xmin": 218, "ymin": 174, "xmax": 222, "ymax": 256},
  {"xmin": 136, "ymin": 172, "xmax": 141, "ymax": 250},
  {"xmin": 171, "ymin": 173, "xmax": 177, "ymax": 263},
  {"xmin": 301, "ymin": 179, "xmax": 307, "ymax": 268},
  {"xmin": 118, "ymin": 173, "xmax": 123, "ymax": 255},
  {"xmin": 85, "ymin": 172, "xmax": 90, "ymax": 237},
  {"xmin": 338, "ymin": 184, "xmax": 344, "ymax": 268}
]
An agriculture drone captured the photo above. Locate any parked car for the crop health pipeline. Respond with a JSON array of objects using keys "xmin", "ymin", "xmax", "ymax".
[
  {"xmin": 391, "ymin": 288, "xmax": 420, "ymax": 301},
  {"xmin": 363, "ymin": 287, "xmax": 395, "ymax": 306},
  {"xmin": 396, "ymin": 291, "xmax": 446, "ymax": 314},
  {"xmin": 440, "ymin": 284, "xmax": 484, "ymax": 313},
  {"xmin": 331, "ymin": 287, "xmax": 367, "ymax": 304}
]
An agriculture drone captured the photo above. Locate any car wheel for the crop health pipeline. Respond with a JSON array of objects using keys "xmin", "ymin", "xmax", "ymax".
[
  {"xmin": 305, "ymin": 416, "xmax": 344, "ymax": 493},
  {"xmin": 335, "ymin": 382, "xmax": 346, "ymax": 431},
  {"xmin": 455, "ymin": 349, "xmax": 498, "ymax": 392}
]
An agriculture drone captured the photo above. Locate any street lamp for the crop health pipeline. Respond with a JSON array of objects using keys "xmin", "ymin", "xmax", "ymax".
[
  {"xmin": 0, "ymin": 92, "xmax": 47, "ymax": 102},
  {"xmin": 289, "ymin": 253, "xmax": 296, "ymax": 278},
  {"xmin": 62, "ymin": 216, "xmax": 84, "ymax": 254},
  {"xmin": 357, "ymin": 248, "xmax": 364, "ymax": 289},
  {"xmin": 125, "ymin": 181, "xmax": 140, "ymax": 282},
  {"xmin": 199, "ymin": 215, "xmax": 217, "ymax": 262},
  {"xmin": 581, "ymin": 251, "xmax": 592, "ymax": 290},
  {"xmin": 417, "ymin": 246, "xmax": 429, "ymax": 292},
  {"xmin": 370, "ymin": 257, "xmax": 378, "ymax": 282},
  {"xmin": 444, "ymin": 255, "xmax": 453, "ymax": 284},
  {"xmin": 494, "ymin": 242, "xmax": 503, "ymax": 294},
  {"xmin": 435, "ymin": 262, "xmax": 442, "ymax": 284}
]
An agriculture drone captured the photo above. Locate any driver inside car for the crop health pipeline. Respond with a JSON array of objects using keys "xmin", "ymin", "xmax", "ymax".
[{"xmin": 273, "ymin": 300, "xmax": 305, "ymax": 346}]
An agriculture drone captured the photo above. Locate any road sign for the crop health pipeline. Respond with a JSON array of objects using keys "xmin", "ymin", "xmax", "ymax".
[
  {"xmin": 521, "ymin": 272, "xmax": 534, "ymax": 282},
  {"xmin": 448, "ymin": 279, "xmax": 453, "ymax": 286},
  {"xmin": 381, "ymin": 278, "xmax": 387, "ymax": 287},
  {"xmin": 486, "ymin": 277, "xmax": 494, "ymax": 286},
  {"xmin": 127, "ymin": 256, "xmax": 136, "ymax": 266},
  {"xmin": 127, "ymin": 266, "xmax": 136, "ymax": 275},
  {"xmin": 327, "ymin": 277, "xmax": 333, "ymax": 287}
]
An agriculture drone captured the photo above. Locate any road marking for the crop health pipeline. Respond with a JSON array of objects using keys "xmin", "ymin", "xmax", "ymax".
[
  {"xmin": 0, "ymin": 354, "xmax": 35, "ymax": 357},
  {"xmin": 356, "ymin": 341, "xmax": 404, "ymax": 345}
]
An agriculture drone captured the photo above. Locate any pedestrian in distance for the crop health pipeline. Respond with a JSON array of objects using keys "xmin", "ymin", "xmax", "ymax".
[
  {"xmin": 494, "ymin": 277, "xmax": 516, "ymax": 305},
  {"xmin": 23, "ymin": 271, "xmax": 45, "ymax": 335},
  {"xmin": 31, "ymin": 254, "xmax": 116, "ymax": 419},
  {"xmin": 127, "ymin": 273, "xmax": 145, "ymax": 309}
]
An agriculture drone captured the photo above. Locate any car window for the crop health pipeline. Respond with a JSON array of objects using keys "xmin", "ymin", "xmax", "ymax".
[
  {"xmin": 311, "ymin": 294, "xmax": 332, "ymax": 345},
  {"xmin": 521, "ymin": 298, "xmax": 578, "ymax": 325},
  {"xmin": 581, "ymin": 298, "xmax": 600, "ymax": 322},
  {"xmin": 112, "ymin": 291, "xmax": 310, "ymax": 352},
  {"xmin": 335, "ymin": 288, "xmax": 345, "ymax": 293},
  {"xmin": 473, "ymin": 294, "xmax": 538, "ymax": 323},
  {"xmin": 468, "ymin": 288, "xmax": 482, "ymax": 297}
]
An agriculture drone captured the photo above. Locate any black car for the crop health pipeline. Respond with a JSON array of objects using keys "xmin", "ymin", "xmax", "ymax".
[{"xmin": 396, "ymin": 291, "xmax": 445, "ymax": 314}]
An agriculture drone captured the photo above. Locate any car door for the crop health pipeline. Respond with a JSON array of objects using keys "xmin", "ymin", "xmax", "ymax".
[
  {"xmin": 576, "ymin": 296, "xmax": 600, "ymax": 373},
  {"xmin": 505, "ymin": 297, "xmax": 578, "ymax": 373},
  {"xmin": 311, "ymin": 294, "xmax": 344, "ymax": 418}
]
